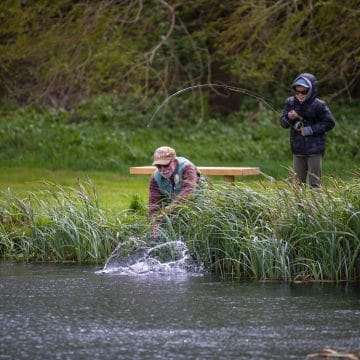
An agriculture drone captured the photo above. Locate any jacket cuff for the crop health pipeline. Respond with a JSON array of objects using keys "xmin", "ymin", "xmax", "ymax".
[{"xmin": 303, "ymin": 126, "xmax": 313, "ymax": 136}]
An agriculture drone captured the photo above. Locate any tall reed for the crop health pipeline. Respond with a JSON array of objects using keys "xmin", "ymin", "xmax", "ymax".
[
  {"xmin": 167, "ymin": 176, "xmax": 360, "ymax": 281},
  {"xmin": 0, "ymin": 181, "xmax": 148, "ymax": 263},
  {"xmin": 1, "ymin": 176, "xmax": 359, "ymax": 282}
]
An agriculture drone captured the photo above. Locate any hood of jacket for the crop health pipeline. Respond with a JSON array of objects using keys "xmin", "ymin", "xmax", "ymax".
[{"xmin": 292, "ymin": 73, "xmax": 318, "ymax": 103}]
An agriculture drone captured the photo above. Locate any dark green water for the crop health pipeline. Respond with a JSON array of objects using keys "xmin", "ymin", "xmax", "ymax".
[{"xmin": 0, "ymin": 262, "xmax": 359, "ymax": 360}]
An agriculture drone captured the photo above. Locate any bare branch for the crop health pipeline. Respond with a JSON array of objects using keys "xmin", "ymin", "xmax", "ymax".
[{"xmin": 145, "ymin": 0, "xmax": 177, "ymax": 64}]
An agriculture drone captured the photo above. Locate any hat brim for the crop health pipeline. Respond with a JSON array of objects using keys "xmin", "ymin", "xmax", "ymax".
[
  {"xmin": 293, "ymin": 83, "xmax": 310, "ymax": 89},
  {"xmin": 292, "ymin": 79, "xmax": 310, "ymax": 89},
  {"xmin": 152, "ymin": 158, "xmax": 172, "ymax": 166}
]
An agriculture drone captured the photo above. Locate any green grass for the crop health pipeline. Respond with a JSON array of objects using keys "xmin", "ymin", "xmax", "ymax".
[
  {"xmin": 165, "ymin": 176, "xmax": 360, "ymax": 282},
  {"xmin": 0, "ymin": 99, "xmax": 359, "ymax": 179},
  {"xmin": 1, "ymin": 173, "xmax": 359, "ymax": 282},
  {"xmin": 0, "ymin": 98, "xmax": 359, "ymax": 280},
  {"xmin": 0, "ymin": 167, "xmax": 149, "ymax": 213},
  {"xmin": 0, "ymin": 179, "xmax": 150, "ymax": 263}
]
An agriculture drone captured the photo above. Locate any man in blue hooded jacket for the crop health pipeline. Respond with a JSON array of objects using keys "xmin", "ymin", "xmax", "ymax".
[{"xmin": 280, "ymin": 73, "xmax": 335, "ymax": 187}]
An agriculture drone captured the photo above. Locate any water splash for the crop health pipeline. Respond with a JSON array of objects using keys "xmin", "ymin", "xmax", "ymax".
[
  {"xmin": 98, "ymin": 239, "xmax": 202, "ymax": 276},
  {"xmin": 147, "ymin": 83, "xmax": 281, "ymax": 127}
]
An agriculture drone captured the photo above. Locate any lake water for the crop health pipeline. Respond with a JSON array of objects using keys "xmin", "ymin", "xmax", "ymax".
[{"xmin": 0, "ymin": 261, "xmax": 359, "ymax": 359}]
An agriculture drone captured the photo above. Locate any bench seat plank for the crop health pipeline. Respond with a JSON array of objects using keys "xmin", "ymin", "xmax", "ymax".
[{"xmin": 130, "ymin": 166, "xmax": 260, "ymax": 183}]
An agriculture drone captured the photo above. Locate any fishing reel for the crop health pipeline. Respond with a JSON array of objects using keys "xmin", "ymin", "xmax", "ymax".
[
  {"xmin": 294, "ymin": 120, "xmax": 304, "ymax": 131},
  {"xmin": 293, "ymin": 113, "xmax": 304, "ymax": 131}
]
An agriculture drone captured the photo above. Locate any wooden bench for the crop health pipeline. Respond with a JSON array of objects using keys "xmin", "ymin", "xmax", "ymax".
[{"xmin": 130, "ymin": 166, "xmax": 260, "ymax": 184}]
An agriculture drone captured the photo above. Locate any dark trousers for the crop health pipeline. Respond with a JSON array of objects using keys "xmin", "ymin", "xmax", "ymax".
[{"xmin": 293, "ymin": 154, "xmax": 322, "ymax": 188}]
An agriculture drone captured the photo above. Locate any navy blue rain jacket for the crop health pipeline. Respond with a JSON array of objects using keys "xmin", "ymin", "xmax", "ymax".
[{"xmin": 280, "ymin": 73, "xmax": 335, "ymax": 156}]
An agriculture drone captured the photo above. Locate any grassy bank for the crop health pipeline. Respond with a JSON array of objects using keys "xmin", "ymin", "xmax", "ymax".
[
  {"xmin": 170, "ymin": 177, "xmax": 360, "ymax": 281},
  {"xmin": 0, "ymin": 167, "xmax": 149, "ymax": 213},
  {"xmin": 0, "ymin": 98, "xmax": 359, "ymax": 281},
  {"xmin": 0, "ymin": 181, "xmax": 148, "ymax": 263},
  {"xmin": 1, "ymin": 176, "xmax": 359, "ymax": 282},
  {"xmin": 0, "ymin": 98, "xmax": 359, "ymax": 179}
]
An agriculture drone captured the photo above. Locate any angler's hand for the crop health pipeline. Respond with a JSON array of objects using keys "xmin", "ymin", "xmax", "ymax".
[
  {"xmin": 288, "ymin": 110, "xmax": 298, "ymax": 120},
  {"xmin": 151, "ymin": 224, "xmax": 160, "ymax": 240},
  {"xmin": 156, "ymin": 209, "xmax": 168, "ymax": 221}
]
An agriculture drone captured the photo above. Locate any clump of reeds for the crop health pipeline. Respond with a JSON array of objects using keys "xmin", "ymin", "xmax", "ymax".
[
  {"xmin": 1, "ymin": 176, "xmax": 359, "ymax": 282},
  {"xmin": 166, "ymin": 175, "xmax": 360, "ymax": 282},
  {"xmin": 0, "ymin": 181, "xmax": 148, "ymax": 263}
]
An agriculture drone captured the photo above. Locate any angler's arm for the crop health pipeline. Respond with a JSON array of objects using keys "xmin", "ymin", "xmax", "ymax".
[
  {"xmin": 306, "ymin": 102, "xmax": 335, "ymax": 136},
  {"xmin": 280, "ymin": 98, "xmax": 293, "ymax": 128}
]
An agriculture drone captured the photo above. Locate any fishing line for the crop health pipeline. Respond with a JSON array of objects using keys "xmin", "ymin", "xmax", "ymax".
[
  {"xmin": 147, "ymin": 83, "xmax": 298, "ymax": 130},
  {"xmin": 147, "ymin": 83, "xmax": 283, "ymax": 127}
]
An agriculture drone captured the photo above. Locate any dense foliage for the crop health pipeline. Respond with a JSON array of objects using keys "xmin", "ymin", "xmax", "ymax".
[
  {"xmin": 0, "ymin": 0, "xmax": 358, "ymax": 110},
  {"xmin": 0, "ymin": 97, "xmax": 359, "ymax": 177}
]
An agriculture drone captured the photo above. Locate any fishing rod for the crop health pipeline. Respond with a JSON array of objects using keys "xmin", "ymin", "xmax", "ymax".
[{"xmin": 147, "ymin": 83, "xmax": 300, "ymax": 130}]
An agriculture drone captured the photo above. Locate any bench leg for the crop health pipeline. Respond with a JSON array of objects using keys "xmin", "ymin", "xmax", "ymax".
[{"xmin": 223, "ymin": 175, "xmax": 235, "ymax": 185}]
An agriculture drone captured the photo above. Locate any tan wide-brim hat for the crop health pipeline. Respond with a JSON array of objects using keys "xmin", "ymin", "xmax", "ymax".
[{"xmin": 152, "ymin": 146, "xmax": 176, "ymax": 165}]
